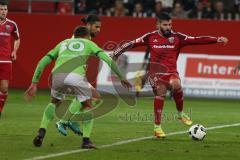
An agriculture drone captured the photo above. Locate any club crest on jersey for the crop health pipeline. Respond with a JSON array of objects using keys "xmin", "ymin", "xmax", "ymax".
[
  {"xmin": 168, "ymin": 37, "xmax": 174, "ymax": 43},
  {"xmin": 5, "ymin": 25, "xmax": 11, "ymax": 32}
]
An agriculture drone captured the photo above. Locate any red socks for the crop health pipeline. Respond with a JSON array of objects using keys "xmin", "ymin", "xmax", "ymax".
[
  {"xmin": 153, "ymin": 88, "xmax": 183, "ymax": 125},
  {"xmin": 154, "ymin": 96, "xmax": 164, "ymax": 125},
  {"xmin": 173, "ymin": 88, "xmax": 183, "ymax": 112},
  {"xmin": 0, "ymin": 92, "xmax": 8, "ymax": 113}
]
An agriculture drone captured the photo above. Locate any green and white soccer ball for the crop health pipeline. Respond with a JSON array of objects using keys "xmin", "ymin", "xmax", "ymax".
[{"xmin": 188, "ymin": 124, "xmax": 206, "ymax": 141}]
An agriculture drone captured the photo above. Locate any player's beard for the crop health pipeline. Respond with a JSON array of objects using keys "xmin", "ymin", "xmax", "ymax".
[
  {"xmin": 90, "ymin": 32, "xmax": 97, "ymax": 38},
  {"xmin": 160, "ymin": 29, "xmax": 171, "ymax": 37}
]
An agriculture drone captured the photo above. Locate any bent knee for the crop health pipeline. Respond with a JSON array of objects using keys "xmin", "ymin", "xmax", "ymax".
[
  {"xmin": 154, "ymin": 85, "xmax": 167, "ymax": 97},
  {"xmin": 0, "ymin": 80, "xmax": 9, "ymax": 93},
  {"xmin": 170, "ymin": 80, "xmax": 181, "ymax": 90},
  {"xmin": 0, "ymin": 86, "xmax": 8, "ymax": 93}
]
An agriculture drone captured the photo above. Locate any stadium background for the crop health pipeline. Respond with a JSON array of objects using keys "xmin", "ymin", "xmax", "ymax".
[{"xmin": 7, "ymin": 12, "xmax": 240, "ymax": 98}]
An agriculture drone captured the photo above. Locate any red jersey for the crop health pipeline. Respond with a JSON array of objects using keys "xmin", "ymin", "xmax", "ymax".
[
  {"xmin": 0, "ymin": 18, "xmax": 20, "ymax": 61},
  {"xmin": 113, "ymin": 30, "xmax": 218, "ymax": 74}
]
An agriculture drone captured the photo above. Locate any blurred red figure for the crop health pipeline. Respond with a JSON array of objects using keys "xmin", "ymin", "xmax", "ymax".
[
  {"xmin": 57, "ymin": 2, "xmax": 72, "ymax": 15},
  {"xmin": 0, "ymin": 2, "xmax": 20, "ymax": 117}
]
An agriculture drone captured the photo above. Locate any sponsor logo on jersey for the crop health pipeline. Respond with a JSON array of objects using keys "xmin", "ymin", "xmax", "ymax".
[
  {"xmin": 0, "ymin": 32, "xmax": 10, "ymax": 36},
  {"xmin": 152, "ymin": 45, "xmax": 175, "ymax": 49},
  {"xmin": 168, "ymin": 37, "xmax": 174, "ymax": 43}
]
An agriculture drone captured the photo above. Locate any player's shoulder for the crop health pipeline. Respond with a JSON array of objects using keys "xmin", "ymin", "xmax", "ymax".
[
  {"xmin": 78, "ymin": 38, "xmax": 100, "ymax": 49},
  {"xmin": 80, "ymin": 38, "xmax": 97, "ymax": 46},
  {"xmin": 6, "ymin": 18, "xmax": 18, "ymax": 26},
  {"xmin": 172, "ymin": 31, "xmax": 188, "ymax": 38},
  {"xmin": 64, "ymin": 38, "xmax": 89, "ymax": 43},
  {"xmin": 80, "ymin": 38, "xmax": 92, "ymax": 43},
  {"xmin": 60, "ymin": 38, "xmax": 71, "ymax": 44},
  {"xmin": 137, "ymin": 30, "xmax": 158, "ymax": 42},
  {"xmin": 150, "ymin": 30, "xmax": 159, "ymax": 35},
  {"xmin": 142, "ymin": 30, "xmax": 158, "ymax": 37}
]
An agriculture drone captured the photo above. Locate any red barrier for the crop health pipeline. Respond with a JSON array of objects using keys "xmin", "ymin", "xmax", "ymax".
[{"xmin": 7, "ymin": 13, "xmax": 240, "ymax": 88}]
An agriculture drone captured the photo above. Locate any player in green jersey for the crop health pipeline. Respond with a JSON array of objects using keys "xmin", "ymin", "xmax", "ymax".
[
  {"xmin": 25, "ymin": 26, "xmax": 131, "ymax": 147},
  {"xmin": 55, "ymin": 14, "xmax": 103, "ymax": 149}
]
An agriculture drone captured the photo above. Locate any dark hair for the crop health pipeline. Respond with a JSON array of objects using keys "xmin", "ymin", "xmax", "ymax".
[
  {"xmin": 81, "ymin": 14, "xmax": 100, "ymax": 25},
  {"xmin": 73, "ymin": 26, "xmax": 90, "ymax": 38},
  {"xmin": 0, "ymin": 2, "xmax": 8, "ymax": 5},
  {"xmin": 156, "ymin": 12, "xmax": 172, "ymax": 21}
]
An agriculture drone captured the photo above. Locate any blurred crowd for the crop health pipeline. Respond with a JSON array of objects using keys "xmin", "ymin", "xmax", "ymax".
[
  {"xmin": 6, "ymin": 0, "xmax": 240, "ymax": 20},
  {"xmin": 71, "ymin": 0, "xmax": 240, "ymax": 20}
]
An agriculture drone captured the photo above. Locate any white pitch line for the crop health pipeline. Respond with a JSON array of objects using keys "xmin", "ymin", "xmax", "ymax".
[{"xmin": 25, "ymin": 123, "xmax": 240, "ymax": 160}]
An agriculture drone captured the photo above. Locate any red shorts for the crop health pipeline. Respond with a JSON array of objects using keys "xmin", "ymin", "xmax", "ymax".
[
  {"xmin": 148, "ymin": 73, "xmax": 180, "ymax": 89},
  {"xmin": 0, "ymin": 61, "xmax": 12, "ymax": 80}
]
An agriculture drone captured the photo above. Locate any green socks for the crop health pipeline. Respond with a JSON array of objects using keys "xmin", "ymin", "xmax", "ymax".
[
  {"xmin": 82, "ymin": 118, "xmax": 94, "ymax": 138},
  {"xmin": 60, "ymin": 98, "xmax": 95, "ymax": 138},
  {"xmin": 40, "ymin": 103, "xmax": 56, "ymax": 129},
  {"xmin": 60, "ymin": 98, "xmax": 82, "ymax": 122}
]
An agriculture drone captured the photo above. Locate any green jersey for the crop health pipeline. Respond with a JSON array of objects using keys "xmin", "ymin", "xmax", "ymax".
[{"xmin": 32, "ymin": 38, "xmax": 124, "ymax": 83}]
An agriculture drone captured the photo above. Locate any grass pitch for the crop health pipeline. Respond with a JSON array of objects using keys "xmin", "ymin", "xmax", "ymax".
[{"xmin": 0, "ymin": 90, "xmax": 239, "ymax": 160}]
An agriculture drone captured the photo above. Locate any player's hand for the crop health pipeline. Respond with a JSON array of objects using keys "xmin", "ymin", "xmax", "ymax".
[
  {"xmin": 24, "ymin": 83, "xmax": 38, "ymax": 101},
  {"xmin": 217, "ymin": 37, "xmax": 228, "ymax": 45},
  {"xmin": 11, "ymin": 51, "xmax": 17, "ymax": 61},
  {"xmin": 121, "ymin": 79, "xmax": 132, "ymax": 90}
]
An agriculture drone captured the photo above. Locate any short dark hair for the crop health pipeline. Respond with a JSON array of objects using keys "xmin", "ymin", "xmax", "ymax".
[
  {"xmin": 81, "ymin": 14, "xmax": 100, "ymax": 25},
  {"xmin": 0, "ymin": 0, "xmax": 8, "ymax": 5},
  {"xmin": 73, "ymin": 26, "xmax": 90, "ymax": 38},
  {"xmin": 0, "ymin": 2, "xmax": 7, "ymax": 5},
  {"xmin": 156, "ymin": 12, "xmax": 172, "ymax": 21}
]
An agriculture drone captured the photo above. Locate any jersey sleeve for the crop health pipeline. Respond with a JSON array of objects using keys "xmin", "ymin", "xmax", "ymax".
[
  {"xmin": 112, "ymin": 32, "xmax": 150, "ymax": 58},
  {"xmin": 31, "ymin": 56, "xmax": 52, "ymax": 83},
  {"xmin": 11, "ymin": 22, "xmax": 20, "ymax": 40},
  {"xmin": 31, "ymin": 44, "xmax": 60, "ymax": 83},
  {"xmin": 46, "ymin": 43, "xmax": 60, "ymax": 60},
  {"xmin": 178, "ymin": 32, "xmax": 218, "ymax": 47},
  {"xmin": 89, "ymin": 41, "xmax": 104, "ymax": 55}
]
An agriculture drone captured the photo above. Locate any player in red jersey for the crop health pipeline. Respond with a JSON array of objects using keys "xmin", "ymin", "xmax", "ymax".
[
  {"xmin": 0, "ymin": 2, "xmax": 20, "ymax": 117},
  {"xmin": 111, "ymin": 12, "xmax": 228, "ymax": 138}
]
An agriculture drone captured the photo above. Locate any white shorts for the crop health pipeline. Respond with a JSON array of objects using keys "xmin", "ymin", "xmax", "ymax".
[{"xmin": 51, "ymin": 73, "xmax": 93, "ymax": 102}]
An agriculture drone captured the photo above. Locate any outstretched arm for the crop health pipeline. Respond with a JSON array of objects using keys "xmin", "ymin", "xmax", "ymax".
[
  {"xmin": 111, "ymin": 32, "xmax": 151, "ymax": 60},
  {"xmin": 111, "ymin": 40, "xmax": 135, "ymax": 60},
  {"xmin": 179, "ymin": 32, "xmax": 228, "ymax": 47}
]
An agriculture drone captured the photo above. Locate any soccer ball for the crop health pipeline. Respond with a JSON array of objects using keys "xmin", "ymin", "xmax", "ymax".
[{"xmin": 188, "ymin": 124, "xmax": 206, "ymax": 141}]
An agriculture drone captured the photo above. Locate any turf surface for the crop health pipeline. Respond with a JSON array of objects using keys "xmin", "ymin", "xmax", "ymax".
[{"xmin": 0, "ymin": 90, "xmax": 239, "ymax": 160}]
